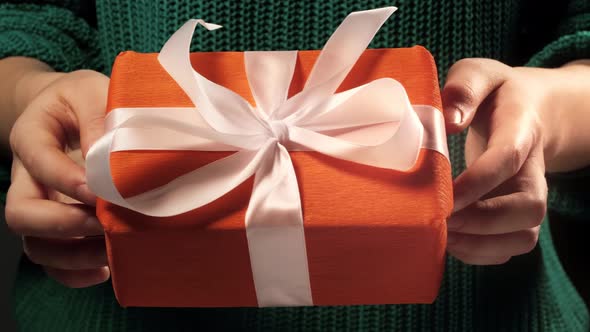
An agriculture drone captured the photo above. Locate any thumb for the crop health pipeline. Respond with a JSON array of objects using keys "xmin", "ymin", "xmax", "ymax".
[
  {"xmin": 61, "ymin": 70, "xmax": 110, "ymax": 158},
  {"xmin": 442, "ymin": 58, "xmax": 511, "ymax": 134}
]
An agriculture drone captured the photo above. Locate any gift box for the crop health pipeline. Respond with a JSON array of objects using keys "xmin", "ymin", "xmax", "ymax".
[{"xmin": 88, "ymin": 7, "xmax": 452, "ymax": 307}]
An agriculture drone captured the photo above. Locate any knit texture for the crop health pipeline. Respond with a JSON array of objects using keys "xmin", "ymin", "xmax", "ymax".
[{"xmin": 0, "ymin": 0, "xmax": 589, "ymax": 331}]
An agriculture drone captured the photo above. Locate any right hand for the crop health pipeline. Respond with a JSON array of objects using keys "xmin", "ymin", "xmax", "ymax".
[{"xmin": 5, "ymin": 68, "xmax": 110, "ymax": 288}]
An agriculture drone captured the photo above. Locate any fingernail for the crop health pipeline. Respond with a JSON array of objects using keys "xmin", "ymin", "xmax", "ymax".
[
  {"xmin": 447, "ymin": 232, "xmax": 460, "ymax": 245},
  {"xmin": 444, "ymin": 106, "xmax": 463, "ymax": 125},
  {"xmin": 450, "ymin": 109, "xmax": 462, "ymax": 124}
]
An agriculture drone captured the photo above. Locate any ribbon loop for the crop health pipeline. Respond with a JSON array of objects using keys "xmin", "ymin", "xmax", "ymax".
[
  {"xmin": 269, "ymin": 121, "xmax": 289, "ymax": 144},
  {"xmin": 245, "ymin": 51, "xmax": 298, "ymax": 118}
]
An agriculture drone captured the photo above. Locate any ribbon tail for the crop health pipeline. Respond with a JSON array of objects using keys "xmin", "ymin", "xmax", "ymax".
[
  {"xmin": 245, "ymin": 143, "xmax": 313, "ymax": 307},
  {"xmin": 271, "ymin": 7, "xmax": 397, "ymax": 122},
  {"xmin": 304, "ymin": 7, "xmax": 397, "ymax": 94},
  {"xmin": 158, "ymin": 19, "xmax": 267, "ymax": 135}
]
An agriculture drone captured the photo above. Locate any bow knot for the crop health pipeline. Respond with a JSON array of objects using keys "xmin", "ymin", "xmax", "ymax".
[{"xmin": 269, "ymin": 120, "xmax": 289, "ymax": 144}]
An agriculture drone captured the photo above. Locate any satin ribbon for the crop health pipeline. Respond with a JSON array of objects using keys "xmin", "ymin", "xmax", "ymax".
[{"xmin": 86, "ymin": 7, "xmax": 449, "ymax": 307}]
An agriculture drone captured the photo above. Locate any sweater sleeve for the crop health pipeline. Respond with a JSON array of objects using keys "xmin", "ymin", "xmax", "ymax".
[
  {"xmin": 524, "ymin": 0, "xmax": 590, "ymax": 217},
  {"xmin": 0, "ymin": 2, "xmax": 102, "ymax": 73}
]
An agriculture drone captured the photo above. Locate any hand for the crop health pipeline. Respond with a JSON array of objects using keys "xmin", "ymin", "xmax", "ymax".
[
  {"xmin": 441, "ymin": 58, "xmax": 565, "ymax": 265},
  {"xmin": 5, "ymin": 68, "xmax": 110, "ymax": 287}
]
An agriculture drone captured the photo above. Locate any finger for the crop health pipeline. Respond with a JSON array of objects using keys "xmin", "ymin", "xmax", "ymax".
[
  {"xmin": 448, "ymin": 250, "xmax": 511, "ymax": 266},
  {"xmin": 10, "ymin": 107, "xmax": 96, "ymax": 205},
  {"xmin": 23, "ymin": 236, "xmax": 107, "ymax": 270},
  {"xmin": 5, "ymin": 199, "xmax": 103, "ymax": 238},
  {"xmin": 442, "ymin": 58, "xmax": 511, "ymax": 133},
  {"xmin": 478, "ymin": 145, "xmax": 547, "ymax": 200},
  {"xmin": 452, "ymin": 111, "xmax": 537, "ymax": 212},
  {"xmin": 447, "ymin": 227, "xmax": 540, "ymax": 258},
  {"xmin": 59, "ymin": 70, "xmax": 109, "ymax": 157},
  {"xmin": 446, "ymin": 192, "xmax": 545, "ymax": 235},
  {"xmin": 43, "ymin": 266, "xmax": 110, "ymax": 288},
  {"xmin": 448, "ymin": 151, "xmax": 547, "ymax": 234},
  {"xmin": 5, "ymin": 161, "xmax": 103, "ymax": 237}
]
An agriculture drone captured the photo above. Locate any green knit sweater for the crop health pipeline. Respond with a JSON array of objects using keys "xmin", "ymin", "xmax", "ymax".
[{"xmin": 1, "ymin": 1, "xmax": 590, "ymax": 331}]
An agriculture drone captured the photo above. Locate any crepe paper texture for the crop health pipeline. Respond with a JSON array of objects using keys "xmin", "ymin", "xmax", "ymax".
[{"xmin": 97, "ymin": 46, "xmax": 452, "ymax": 307}]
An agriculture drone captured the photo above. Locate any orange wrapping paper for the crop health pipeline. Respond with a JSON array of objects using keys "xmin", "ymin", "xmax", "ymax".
[{"xmin": 97, "ymin": 46, "xmax": 453, "ymax": 307}]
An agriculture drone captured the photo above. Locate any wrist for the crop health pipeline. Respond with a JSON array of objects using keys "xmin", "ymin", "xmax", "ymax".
[
  {"xmin": 537, "ymin": 70, "xmax": 565, "ymax": 172},
  {"xmin": 541, "ymin": 61, "xmax": 590, "ymax": 172},
  {"xmin": 13, "ymin": 62, "xmax": 63, "ymax": 113},
  {"xmin": 0, "ymin": 57, "xmax": 63, "ymax": 152}
]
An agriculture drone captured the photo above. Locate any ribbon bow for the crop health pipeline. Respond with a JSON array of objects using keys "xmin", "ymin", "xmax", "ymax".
[{"xmin": 87, "ymin": 7, "xmax": 447, "ymax": 307}]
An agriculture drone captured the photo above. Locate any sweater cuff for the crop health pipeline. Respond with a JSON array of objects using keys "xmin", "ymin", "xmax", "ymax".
[
  {"xmin": 0, "ymin": 3, "xmax": 101, "ymax": 73},
  {"xmin": 526, "ymin": 31, "xmax": 590, "ymax": 68},
  {"xmin": 525, "ymin": 31, "xmax": 590, "ymax": 217}
]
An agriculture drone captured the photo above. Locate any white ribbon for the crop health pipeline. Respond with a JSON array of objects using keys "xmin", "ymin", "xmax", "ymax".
[{"xmin": 86, "ymin": 7, "xmax": 449, "ymax": 307}]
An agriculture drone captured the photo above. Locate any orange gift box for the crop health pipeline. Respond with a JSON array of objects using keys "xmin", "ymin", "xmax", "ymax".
[{"xmin": 97, "ymin": 46, "xmax": 452, "ymax": 307}]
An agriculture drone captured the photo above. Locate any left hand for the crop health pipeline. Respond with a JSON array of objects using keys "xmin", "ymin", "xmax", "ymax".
[
  {"xmin": 5, "ymin": 68, "xmax": 110, "ymax": 287},
  {"xmin": 442, "ymin": 58, "xmax": 567, "ymax": 265}
]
